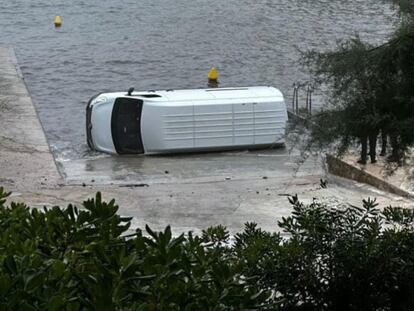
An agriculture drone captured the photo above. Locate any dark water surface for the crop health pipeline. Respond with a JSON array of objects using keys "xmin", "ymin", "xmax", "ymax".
[{"xmin": 0, "ymin": 0, "xmax": 395, "ymax": 164}]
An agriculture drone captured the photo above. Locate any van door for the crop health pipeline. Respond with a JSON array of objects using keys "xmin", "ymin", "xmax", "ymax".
[
  {"xmin": 194, "ymin": 104, "xmax": 233, "ymax": 148},
  {"xmin": 234, "ymin": 103, "xmax": 254, "ymax": 145},
  {"xmin": 111, "ymin": 98, "xmax": 144, "ymax": 154},
  {"xmin": 254, "ymin": 101, "xmax": 281, "ymax": 144}
]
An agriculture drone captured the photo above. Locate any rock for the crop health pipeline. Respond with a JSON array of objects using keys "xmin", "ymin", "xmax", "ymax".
[{"xmin": 119, "ymin": 184, "xmax": 149, "ymax": 188}]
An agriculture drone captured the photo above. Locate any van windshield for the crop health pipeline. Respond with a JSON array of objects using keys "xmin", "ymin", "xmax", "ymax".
[{"xmin": 111, "ymin": 98, "xmax": 144, "ymax": 154}]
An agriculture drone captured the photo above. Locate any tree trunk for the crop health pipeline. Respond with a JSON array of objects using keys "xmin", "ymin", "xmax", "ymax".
[
  {"xmin": 380, "ymin": 130, "xmax": 387, "ymax": 156},
  {"xmin": 369, "ymin": 132, "xmax": 378, "ymax": 163},
  {"xmin": 358, "ymin": 136, "xmax": 368, "ymax": 164}
]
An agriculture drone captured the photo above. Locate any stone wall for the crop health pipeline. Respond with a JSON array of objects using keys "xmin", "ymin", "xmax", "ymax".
[{"xmin": 326, "ymin": 154, "xmax": 413, "ymax": 198}]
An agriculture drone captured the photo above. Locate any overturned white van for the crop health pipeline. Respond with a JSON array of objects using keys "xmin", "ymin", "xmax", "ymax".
[{"xmin": 86, "ymin": 86, "xmax": 288, "ymax": 155}]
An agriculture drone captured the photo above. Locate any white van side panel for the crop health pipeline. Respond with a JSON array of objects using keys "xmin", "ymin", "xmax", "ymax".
[
  {"xmin": 194, "ymin": 103, "xmax": 233, "ymax": 148},
  {"xmin": 254, "ymin": 101, "xmax": 287, "ymax": 145},
  {"xmin": 141, "ymin": 98, "xmax": 287, "ymax": 154},
  {"xmin": 234, "ymin": 103, "xmax": 254, "ymax": 145},
  {"xmin": 141, "ymin": 103, "xmax": 194, "ymax": 152}
]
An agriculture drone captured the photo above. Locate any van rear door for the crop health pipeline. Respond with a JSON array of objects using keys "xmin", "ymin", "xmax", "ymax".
[{"xmin": 111, "ymin": 98, "xmax": 144, "ymax": 154}]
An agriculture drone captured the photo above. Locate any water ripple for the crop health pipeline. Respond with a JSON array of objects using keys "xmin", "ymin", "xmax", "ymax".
[{"xmin": 0, "ymin": 0, "xmax": 396, "ymax": 161}]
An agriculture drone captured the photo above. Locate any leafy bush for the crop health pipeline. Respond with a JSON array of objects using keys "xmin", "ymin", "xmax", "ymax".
[
  {"xmin": 0, "ymin": 188, "xmax": 267, "ymax": 311},
  {"xmin": 1, "ymin": 187, "xmax": 414, "ymax": 310},
  {"xmin": 234, "ymin": 195, "xmax": 414, "ymax": 311}
]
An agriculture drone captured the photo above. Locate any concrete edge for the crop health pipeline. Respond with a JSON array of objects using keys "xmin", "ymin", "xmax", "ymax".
[
  {"xmin": 8, "ymin": 48, "xmax": 23, "ymax": 79},
  {"xmin": 287, "ymin": 110, "xmax": 413, "ymax": 199},
  {"xmin": 6, "ymin": 47, "xmax": 63, "ymax": 181},
  {"xmin": 326, "ymin": 154, "xmax": 414, "ymax": 199}
]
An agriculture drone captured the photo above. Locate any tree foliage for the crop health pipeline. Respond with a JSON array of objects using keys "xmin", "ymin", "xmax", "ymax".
[
  {"xmin": 303, "ymin": 0, "xmax": 414, "ymax": 162},
  {"xmin": 0, "ymin": 188, "xmax": 267, "ymax": 311},
  {"xmin": 2, "ymin": 187, "xmax": 414, "ymax": 310}
]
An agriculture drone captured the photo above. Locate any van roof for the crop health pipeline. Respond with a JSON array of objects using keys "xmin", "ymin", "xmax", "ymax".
[{"xmin": 123, "ymin": 86, "xmax": 283, "ymax": 102}]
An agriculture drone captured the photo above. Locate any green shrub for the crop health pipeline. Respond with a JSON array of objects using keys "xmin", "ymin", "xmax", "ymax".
[
  {"xmin": 0, "ymin": 187, "xmax": 268, "ymax": 311},
  {"xmin": 1, "ymin": 187, "xmax": 414, "ymax": 310},
  {"xmin": 234, "ymin": 195, "xmax": 414, "ymax": 311}
]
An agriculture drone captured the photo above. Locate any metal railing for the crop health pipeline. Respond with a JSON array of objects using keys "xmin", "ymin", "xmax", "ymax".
[{"xmin": 291, "ymin": 82, "xmax": 314, "ymax": 115}]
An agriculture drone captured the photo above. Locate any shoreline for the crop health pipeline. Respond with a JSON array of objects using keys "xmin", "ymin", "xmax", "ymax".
[
  {"xmin": 0, "ymin": 47, "xmax": 62, "ymax": 190},
  {"xmin": 1, "ymin": 47, "xmax": 412, "ymax": 235}
]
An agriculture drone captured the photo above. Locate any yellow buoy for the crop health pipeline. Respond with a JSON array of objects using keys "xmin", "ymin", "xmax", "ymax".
[
  {"xmin": 54, "ymin": 15, "xmax": 62, "ymax": 27},
  {"xmin": 207, "ymin": 67, "xmax": 219, "ymax": 88},
  {"xmin": 208, "ymin": 67, "xmax": 218, "ymax": 81}
]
